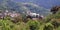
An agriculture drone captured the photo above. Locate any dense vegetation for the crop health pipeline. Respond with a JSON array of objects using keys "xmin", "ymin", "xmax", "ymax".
[{"xmin": 0, "ymin": 6, "xmax": 60, "ymax": 30}]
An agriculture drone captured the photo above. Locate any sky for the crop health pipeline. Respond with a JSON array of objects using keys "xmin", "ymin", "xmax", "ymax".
[{"xmin": 14, "ymin": 0, "xmax": 60, "ymax": 9}]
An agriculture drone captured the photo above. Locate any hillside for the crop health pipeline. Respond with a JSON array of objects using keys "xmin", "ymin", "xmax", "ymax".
[
  {"xmin": 0, "ymin": 0, "xmax": 60, "ymax": 30},
  {"xmin": 0, "ymin": 5, "xmax": 59, "ymax": 30},
  {"xmin": 0, "ymin": 0, "xmax": 50, "ymax": 16}
]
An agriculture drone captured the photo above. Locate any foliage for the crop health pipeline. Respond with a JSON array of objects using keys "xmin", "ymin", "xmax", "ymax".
[
  {"xmin": 27, "ymin": 20, "xmax": 40, "ymax": 30},
  {"xmin": 0, "ymin": 10, "xmax": 60, "ymax": 30}
]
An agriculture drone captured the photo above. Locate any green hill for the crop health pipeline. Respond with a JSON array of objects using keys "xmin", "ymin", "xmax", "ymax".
[{"xmin": 0, "ymin": 0, "xmax": 50, "ymax": 16}]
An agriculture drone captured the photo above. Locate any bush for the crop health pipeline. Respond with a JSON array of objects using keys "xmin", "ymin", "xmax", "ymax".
[
  {"xmin": 43, "ymin": 23, "xmax": 54, "ymax": 30},
  {"xmin": 0, "ymin": 19, "xmax": 14, "ymax": 30},
  {"xmin": 27, "ymin": 20, "xmax": 40, "ymax": 30}
]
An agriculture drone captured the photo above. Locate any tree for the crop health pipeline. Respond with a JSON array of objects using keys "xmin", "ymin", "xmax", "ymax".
[{"xmin": 51, "ymin": 6, "xmax": 60, "ymax": 14}]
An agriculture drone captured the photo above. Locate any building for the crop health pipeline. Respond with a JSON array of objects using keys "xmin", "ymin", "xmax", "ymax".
[{"xmin": 26, "ymin": 11, "xmax": 44, "ymax": 20}]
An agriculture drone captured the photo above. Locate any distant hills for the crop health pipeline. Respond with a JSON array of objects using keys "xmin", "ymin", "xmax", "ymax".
[
  {"xmin": 21, "ymin": 3, "xmax": 50, "ymax": 16},
  {"xmin": 14, "ymin": 0, "xmax": 60, "ymax": 9},
  {"xmin": 0, "ymin": 0, "xmax": 51, "ymax": 16}
]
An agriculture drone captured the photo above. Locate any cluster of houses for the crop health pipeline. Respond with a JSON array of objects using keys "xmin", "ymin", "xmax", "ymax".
[
  {"xmin": 0, "ymin": 10, "xmax": 44, "ymax": 23},
  {"xmin": 0, "ymin": 10, "xmax": 44, "ymax": 21},
  {"xmin": 0, "ymin": 10, "xmax": 20, "ymax": 19}
]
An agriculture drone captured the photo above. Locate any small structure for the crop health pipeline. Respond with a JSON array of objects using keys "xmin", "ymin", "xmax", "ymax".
[{"xmin": 26, "ymin": 11, "xmax": 43, "ymax": 20}]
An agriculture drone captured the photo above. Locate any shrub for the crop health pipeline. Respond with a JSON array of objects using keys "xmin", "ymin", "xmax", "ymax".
[
  {"xmin": 27, "ymin": 20, "xmax": 40, "ymax": 30},
  {"xmin": 43, "ymin": 23, "xmax": 54, "ymax": 30}
]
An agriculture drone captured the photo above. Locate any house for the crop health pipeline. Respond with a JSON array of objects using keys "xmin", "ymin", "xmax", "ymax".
[{"xmin": 26, "ymin": 11, "xmax": 44, "ymax": 20}]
